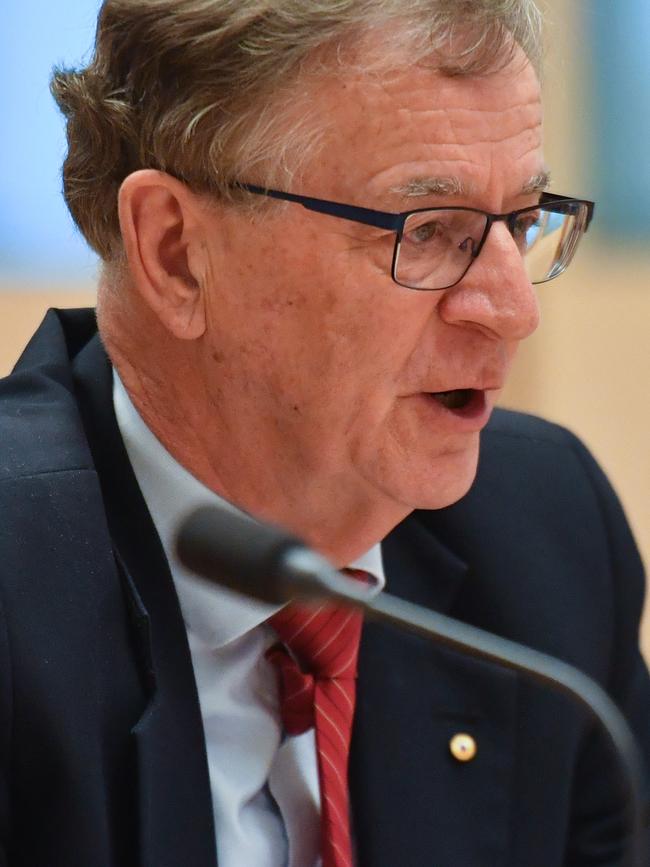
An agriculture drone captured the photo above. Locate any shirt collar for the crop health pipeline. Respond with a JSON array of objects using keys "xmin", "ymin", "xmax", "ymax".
[{"xmin": 112, "ymin": 371, "xmax": 385, "ymax": 649}]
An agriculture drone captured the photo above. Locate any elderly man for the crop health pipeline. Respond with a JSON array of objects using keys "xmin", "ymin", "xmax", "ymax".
[{"xmin": 1, "ymin": 1, "xmax": 648, "ymax": 865}]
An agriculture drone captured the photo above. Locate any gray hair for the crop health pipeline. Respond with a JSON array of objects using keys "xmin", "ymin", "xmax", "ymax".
[{"xmin": 51, "ymin": 0, "xmax": 544, "ymax": 261}]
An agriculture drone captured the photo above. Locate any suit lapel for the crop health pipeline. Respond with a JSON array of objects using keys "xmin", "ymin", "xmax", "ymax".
[
  {"xmin": 351, "ymin": 514, "xmax": 519, "ymax": 867},
  {"xmin": 72, "ymin": 336, "xmax": 217, "ymax": 867}
]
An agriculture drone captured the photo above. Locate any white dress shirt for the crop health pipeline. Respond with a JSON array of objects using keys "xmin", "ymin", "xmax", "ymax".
[{"xmin": 113, "ymin": 372, "xmax": 385, "ymax": 867}]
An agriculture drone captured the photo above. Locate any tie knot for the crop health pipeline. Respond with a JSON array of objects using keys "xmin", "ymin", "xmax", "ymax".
[
  {"xmin": 265, "ymin": 644, "xmax": 315, "ymax": 735},
  {"xmin": 268, "ymin": 601, "xmax": 363, "ymax": 680}
]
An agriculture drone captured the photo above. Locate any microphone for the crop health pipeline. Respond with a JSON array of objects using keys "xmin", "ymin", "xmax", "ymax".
[
  {"xmin": 175, "ymin": 503, "xmax": 367, "ymax": 605},
  {"xmin": 176, "ymin": 504, "xmax": 647, "ymax": 867}
]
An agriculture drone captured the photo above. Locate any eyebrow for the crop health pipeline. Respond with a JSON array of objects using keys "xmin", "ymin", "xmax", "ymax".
[
  {"xmin": 521, "ymin": 170, "xmax": 552, "ymax": 194},
  {"xmin": 389, "ymin": 176, "xmax": 467, "ymax": 198},
  {"xmin": 389, "ymin": 169, "xmax": 552, "ymax": 200}
]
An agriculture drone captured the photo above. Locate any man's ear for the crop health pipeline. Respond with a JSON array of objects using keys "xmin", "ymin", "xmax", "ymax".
[{"xmin": 118, "ymin": 170, "xmax": 210, "ymax": 339}]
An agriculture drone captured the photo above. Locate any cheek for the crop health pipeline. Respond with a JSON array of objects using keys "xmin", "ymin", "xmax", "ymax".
[{"xmin": 206, "ymin": 220, "xmax": 440, "ymax": 419}]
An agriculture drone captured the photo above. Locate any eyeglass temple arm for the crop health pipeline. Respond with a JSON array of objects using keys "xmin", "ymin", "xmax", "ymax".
[{"xmin": 235, "ymin": 182, "xmax": 403, "ymax": 232}]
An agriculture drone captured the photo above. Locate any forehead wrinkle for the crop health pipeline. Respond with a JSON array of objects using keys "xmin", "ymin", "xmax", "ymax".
[
  {"xmin": 446, "ymin": 110, "xmax": 542, "ymax": 147},
  {"xmin": 387, "ymin": 104, "xmax": 541, "ymax": 143}
]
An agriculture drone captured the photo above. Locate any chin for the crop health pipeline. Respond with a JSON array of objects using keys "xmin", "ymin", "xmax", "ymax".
[{"xmin": 371, "ymin": 439, "xmax": 481, "ymax": 512}]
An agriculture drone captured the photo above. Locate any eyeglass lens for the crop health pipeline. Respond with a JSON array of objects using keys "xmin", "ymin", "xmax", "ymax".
[{"xmin": 394, "ymin": 202, "xmax": 589, "ymax": 291}]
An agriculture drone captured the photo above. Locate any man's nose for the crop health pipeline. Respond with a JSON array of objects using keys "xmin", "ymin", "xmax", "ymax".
[{"xmin": 438, "ymin": 222, "xmax": 541, "ymax": 342}]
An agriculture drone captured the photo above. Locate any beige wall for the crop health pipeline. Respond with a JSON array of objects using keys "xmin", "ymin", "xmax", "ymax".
[{"xmin": 0, "ymin": 289, "xmax": 96, "ymax": 373}]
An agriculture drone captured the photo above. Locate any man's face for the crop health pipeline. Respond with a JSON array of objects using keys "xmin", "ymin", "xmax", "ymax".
[{"xmin": 196, "ymin": 47, "xmax": 543, "ymax": 522}]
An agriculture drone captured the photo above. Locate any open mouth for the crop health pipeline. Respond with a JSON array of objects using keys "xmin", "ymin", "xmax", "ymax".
[{"xmin": 430, "ymin": 388, "xmax": 476, "ymax": 411}]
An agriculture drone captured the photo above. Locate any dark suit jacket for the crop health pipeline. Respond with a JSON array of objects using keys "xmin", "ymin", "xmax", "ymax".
[{"xmin": 0, "ymin": 307, "xmax": 648, "ymax": 867}]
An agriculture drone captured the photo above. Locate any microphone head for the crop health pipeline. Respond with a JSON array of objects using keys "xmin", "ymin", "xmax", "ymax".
[{"xmin": 175, "ymin": 504, "xmax": 304, "ymax": 604}]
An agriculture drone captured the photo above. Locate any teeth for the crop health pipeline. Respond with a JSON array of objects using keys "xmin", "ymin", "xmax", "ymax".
[{"xmin": 432, "ymin": 389, "xmax": 473, "ymax": 410}]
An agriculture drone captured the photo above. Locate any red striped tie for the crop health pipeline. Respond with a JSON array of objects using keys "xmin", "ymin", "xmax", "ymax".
[{"xmin": 266, "ymin": 570, "xmax": 366, "ymax": 867}]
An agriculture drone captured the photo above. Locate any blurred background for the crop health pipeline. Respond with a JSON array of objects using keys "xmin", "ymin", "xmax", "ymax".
[{"xmin": 1, "ymin": 0, "xmax": 648, "ymax": 659}]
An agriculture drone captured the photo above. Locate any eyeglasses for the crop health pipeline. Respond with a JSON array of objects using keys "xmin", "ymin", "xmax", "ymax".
[{"xmin": 236, "ymin": 182, "xmax": 595, "ymax": 291}]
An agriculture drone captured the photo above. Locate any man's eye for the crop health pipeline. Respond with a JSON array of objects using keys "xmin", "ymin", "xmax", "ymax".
[
  {"xmin": 406, "ymin": 220, "xmax": 443, "ymax": 244},
  {"xmin": 512, "ymin": 211, "xmax": 541, "ymax": 238}
]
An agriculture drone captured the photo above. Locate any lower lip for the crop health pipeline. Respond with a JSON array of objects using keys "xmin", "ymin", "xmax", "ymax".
[{"xmin": 416, "ymin": 389, "xmax": 492, "ymax": 431}]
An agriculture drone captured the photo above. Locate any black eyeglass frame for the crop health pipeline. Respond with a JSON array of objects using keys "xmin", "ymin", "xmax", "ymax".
[{"xmin": 236, "ymin": 182, "xmax": 595, "ymax": 291}]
